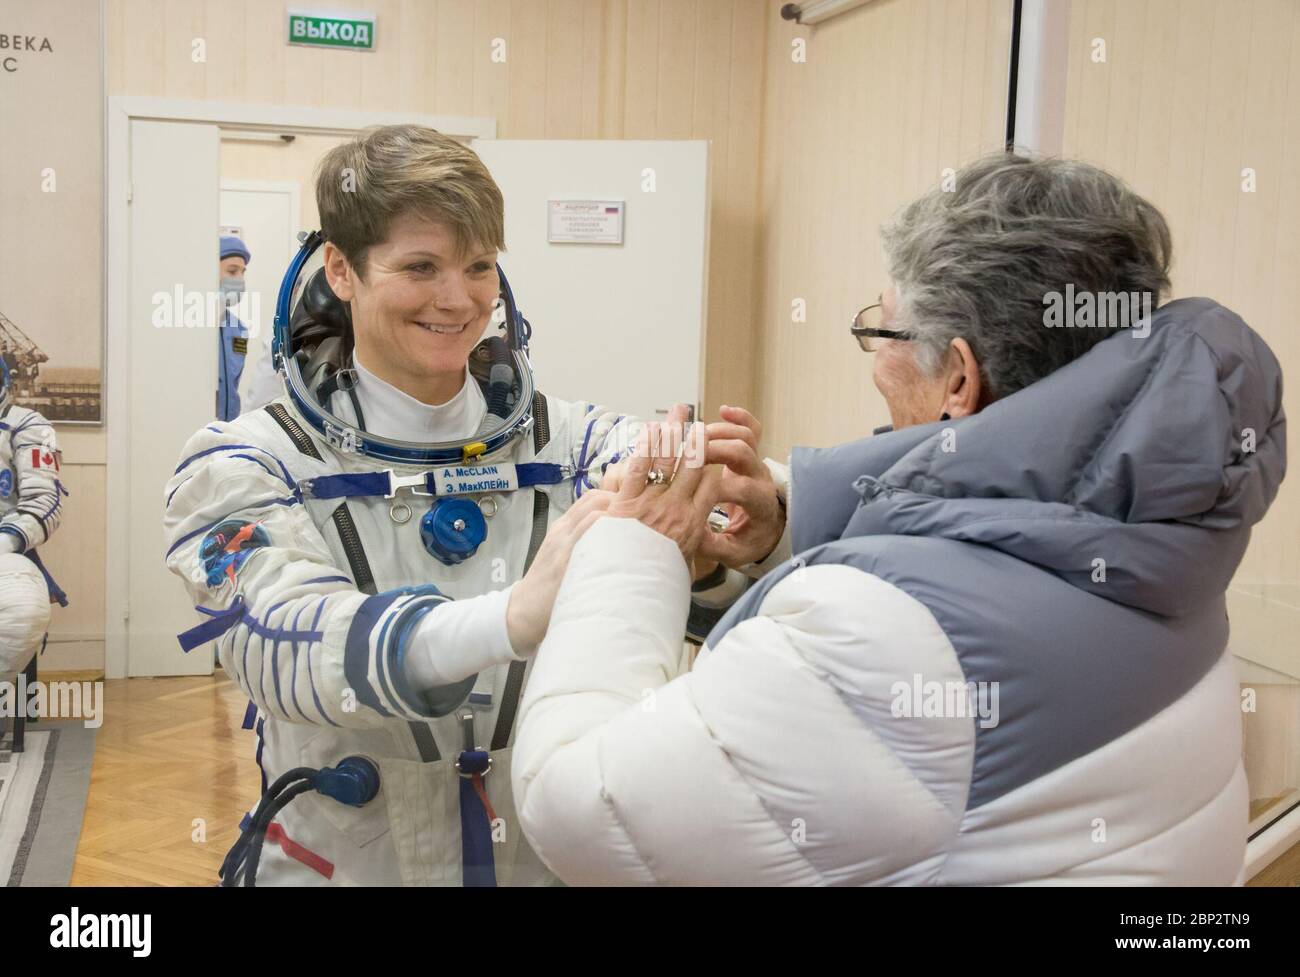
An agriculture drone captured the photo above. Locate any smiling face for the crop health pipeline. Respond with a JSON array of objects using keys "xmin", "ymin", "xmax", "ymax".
[{"xmin": 324, "ymin": 213, "xmax": 500, "ymax": 406}]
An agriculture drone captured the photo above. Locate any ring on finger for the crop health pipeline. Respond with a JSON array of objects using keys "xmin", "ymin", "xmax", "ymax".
[{"xmin": 647, "ymin": 467, "xmax": 670, "ymax": 486}]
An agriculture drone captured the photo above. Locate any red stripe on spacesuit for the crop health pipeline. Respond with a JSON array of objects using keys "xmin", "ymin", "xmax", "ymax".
[
  {"xmin": 472, "ymin": 773, "xmax": 496, "ymax": 824},
  {"xmin": 265, "ymin": 822, "xmax": 335, "ymax": 880}
]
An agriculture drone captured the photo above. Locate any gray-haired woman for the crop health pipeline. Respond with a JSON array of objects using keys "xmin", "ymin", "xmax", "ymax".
[{"xmin": 512, "ymin": 153, "xmax": 1286, "ymax": 885}]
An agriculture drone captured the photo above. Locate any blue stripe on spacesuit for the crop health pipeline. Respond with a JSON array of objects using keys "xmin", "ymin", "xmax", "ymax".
[
  {"xmin": 344, "ymin": 586, "xmax": 447, "ymax": 719},
  {"xmin": 240, "ymin": 623, "xmax": 258, "ymax": 706},
  {"xmin": 371, "ymin": 603, "xmax": 405, "ymax": 715},
  {"xmin": 373, "ymin": 599, "xmax": 444, "ymax": 718},
  {"xmin": 10, "ymin": 416, "xmax": 49, "ymax": 437},
  {"xmin": 387, "ymin": 598, "xmax": 444, "ymax": 713},
  {"xmin": 26, "ymin": 490, "xmax": 61, "ymax": 529},
  {"xmin": 174, "ymin": 443, "xmax": 298, "ymax": 490},
  {"xmin": 573, "ymin": 415, "xmax": 625, "ymax": 496},
  {"xmin": 0, "ymin": 524, "xmax": 28, "ymax": 551},
  {"xmin": 255, "ymin": 715, "xmax": 267, "ymax": 795},
  {"xmin": 268, "ymin": 599, "xmax": 290, "ymax": 720},
  {"xmin": 165, "ymin": 476, "xmax": 191, "ymax": 509},
  {"xmin": 285, "ymin": 602, "xmax": 308, "ymax": 723},
  {"xmin": 180, "ymin": 596, "xmax": 324, "ymax": 650},
  {"xmin": 230, "ymin": 453, "xmax": 283, "ymax": 483},
  {"xmin": 574, "ymin": 416, "xmax": 599, "ymax": 497},
  {"xmin": 177, "ymin": 599, "xmax": 247, "ymax": 650},
  {"xmin": 344, "ymin": 589, "xmax": 410, "ymax": 717},
  {"xmin": 305, "ymin": 596, "xmax": 340, "ymax": 727},
  {"xmin": 302, "ymin": 465, "xmax": 569, "ymax": 502},
  {"xmin": 307, "ymin": 471, "xmax": 389, "ymax": 499},
  {"xmin": 181, "ymin": 593, "xmax": 348, "ymax": 726}
]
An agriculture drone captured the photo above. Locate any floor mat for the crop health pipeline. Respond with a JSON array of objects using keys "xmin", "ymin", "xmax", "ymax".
[{"xmin": 0, "ymin": 722, "xmax": 97, "ymax": 886}]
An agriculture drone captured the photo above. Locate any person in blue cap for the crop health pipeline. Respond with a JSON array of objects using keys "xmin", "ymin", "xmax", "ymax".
[{"xmin": 217, "ymin": 235, "xmax": 251, "ymax": 421}]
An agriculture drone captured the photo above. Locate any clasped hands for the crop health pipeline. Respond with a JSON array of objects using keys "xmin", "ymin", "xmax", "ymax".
[{"xmin": 505, "ymin": 403, "xmax": 785, "ymax": 653}]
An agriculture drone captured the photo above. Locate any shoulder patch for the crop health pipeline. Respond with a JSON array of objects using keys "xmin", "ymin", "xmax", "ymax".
[
  {"xmin": 0, "ymin": 469, "xmax": 11, "ymax": 498},
  {"xmin": 200, "ymin": 520, "xmax": 271, "ymax": 587}
]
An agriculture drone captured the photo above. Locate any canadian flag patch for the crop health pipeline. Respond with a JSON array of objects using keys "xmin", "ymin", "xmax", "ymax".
[{"xmin": 31, "ymin": 448, "xmax": 60, "ymax": 472}]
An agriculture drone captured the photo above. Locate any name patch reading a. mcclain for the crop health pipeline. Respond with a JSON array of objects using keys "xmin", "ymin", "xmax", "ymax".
[{"xmin": 433, "ymin": 464, "xmax": 519, "ymax": 496}]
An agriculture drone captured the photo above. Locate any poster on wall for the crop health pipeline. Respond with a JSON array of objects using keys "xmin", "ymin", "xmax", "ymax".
[{"xmin": 0, "ymin": 0, "xmax": 104, "ymax": 423}]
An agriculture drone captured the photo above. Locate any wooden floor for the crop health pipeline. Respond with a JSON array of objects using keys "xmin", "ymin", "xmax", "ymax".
[
  {"xmin": 70, "ymin": 673, "xmax": 260, "ymax": 886},
  {"xmin": 67, "ymin": 673, "xmax": 1300, "ymax": 886}
]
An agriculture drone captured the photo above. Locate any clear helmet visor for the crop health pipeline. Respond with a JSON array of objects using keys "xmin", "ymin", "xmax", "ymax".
[{"xmin": 273, "ymin": 232, "xmax": 535, "ymax": 464}]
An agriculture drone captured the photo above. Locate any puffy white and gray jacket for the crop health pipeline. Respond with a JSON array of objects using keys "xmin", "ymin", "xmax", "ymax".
[{"xmin": 512, "ymin": 297, "xmax": 1286, "ymax": 885}]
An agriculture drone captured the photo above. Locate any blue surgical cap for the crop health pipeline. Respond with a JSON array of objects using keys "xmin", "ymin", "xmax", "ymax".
[{"xmin": 220, "ymin": 234, "xmax": 251, "ymax": 265}]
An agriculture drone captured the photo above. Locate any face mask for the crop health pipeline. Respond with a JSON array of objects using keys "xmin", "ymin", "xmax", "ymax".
[{"xmin": 221, "ymin": 277, "xmax": 246, "ymax": 306}]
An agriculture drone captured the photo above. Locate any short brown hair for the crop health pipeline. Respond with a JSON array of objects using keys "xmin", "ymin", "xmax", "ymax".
[{"xmin": 315, "ymin": 124, "xmax": 505, "ymax": 278}]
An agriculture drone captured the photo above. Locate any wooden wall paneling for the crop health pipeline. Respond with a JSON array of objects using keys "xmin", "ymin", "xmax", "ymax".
[
  {"xmin": 240, "ymin": 0, "xmax": 286, "ymax": 104},
  {"xmin": 654, "ymin": 0, "xmax": 699, "ymax": 141},
  {"xmin": 1061, "ymin": 0, "xmax": 1300, "ymax": 678},
  {"xmin": 752, "ymin": 0, "xmax": 1012, "ymax": 457},
  {"xmin": 504, "ymin": 0, "xmax": 549, "ymax": 136},
  {"xmin": 598, "ymin": 0, "xmax": 628, "ymax": 138},
  {"xmin": 471, "ymin": 0, "xmax": 510, "ymax": 123},
  {"xmin": 623, "ymin": 0, "xmax": 661, "ymax": 138},
  {"xmin": 359, "ymin": 0, "xmax": 403, "ymax": 111},
  {"xmin": 198, "ymin": 0, "xmax": 244, "ymax": 102},
  {"xmin": 436, "ymin": 0, "xmax": 477, "ymax": 116},
  {"xmin": 545, "ymin": 0, "xmax": 588, "ymax": 138},
  {"xmin": 578, "ymin": 0, "xmax": 607, "ymax": 138},
  {"xmin": 693, "ymin": 0, "xmax": 734, "ymax": 420}
]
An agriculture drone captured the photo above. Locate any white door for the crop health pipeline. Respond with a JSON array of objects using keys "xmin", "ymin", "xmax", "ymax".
[
  {"xmin": 219, "ymin": 181, "xmax": 299, "ymax": 407},
  {"xmin": 126, "ymin": 120, "xmax": 220, "ymax": 677},
  {"xmin": 472, "ymin": 140, "xmax": 709, "ymax": 421}
]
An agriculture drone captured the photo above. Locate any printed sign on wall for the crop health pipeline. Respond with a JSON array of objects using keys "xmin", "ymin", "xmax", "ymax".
[
  {"xmin": 547, "ymin": 200, "xmax": 625, "ymax": 245},
  {"xmin": 0, "ymin": 0, "xmax": 104, "ymax": 423}
]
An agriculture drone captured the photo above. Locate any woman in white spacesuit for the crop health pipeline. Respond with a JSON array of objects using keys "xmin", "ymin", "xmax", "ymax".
[
  {"xmin": 163, "ymin": 125, "xmax": 742, "ymax": 886},
  {"xmin": 0, "ymin": 355, "xmax": 67, "ymax": 746}
]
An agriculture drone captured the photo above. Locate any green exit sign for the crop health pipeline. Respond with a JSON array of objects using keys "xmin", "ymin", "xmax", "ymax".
[{"xmin": 287, "ymin": 11, "xmax": 376, "ymax": 50}]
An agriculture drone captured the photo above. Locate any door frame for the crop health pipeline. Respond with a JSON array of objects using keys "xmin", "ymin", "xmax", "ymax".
[
  {"xmin": 104, "ymin": 97, "xmax": 495, "ymax": 678},
  {"xmin": 219, "ymin": 177, "xmax": 303, "ymax": 404}
]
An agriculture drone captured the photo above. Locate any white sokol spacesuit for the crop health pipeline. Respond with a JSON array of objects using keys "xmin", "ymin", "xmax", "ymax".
[
  {"xmin": 0, "ymin": 361, "xmax": 64, "ymax": 677},
  {"xmin": 163, "ymin": 236, "xmax": 741, "ymax": 886}
]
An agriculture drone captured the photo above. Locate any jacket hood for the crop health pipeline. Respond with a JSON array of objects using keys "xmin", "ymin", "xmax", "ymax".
[{"xmin": 790, "ymin": 298, "xmax": 1286, "ymax": 618}]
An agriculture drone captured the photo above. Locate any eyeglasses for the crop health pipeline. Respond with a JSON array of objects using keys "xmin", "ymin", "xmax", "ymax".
[{"xmin": 851, "ymin": 301, "xmax": 915, "ymax": 352}]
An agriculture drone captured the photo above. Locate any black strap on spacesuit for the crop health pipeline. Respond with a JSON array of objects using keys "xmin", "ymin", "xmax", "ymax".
[
  {"xmin": 490, "ymin": 391, "xmax": 550, "ymax": 752},
  {"xmin": 263, "ymin": 402, "xmax": 443, "ymax": 762},
  {"xmin": 330, "ymin": 501, "xmax": 445, "ymax": 761}
]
